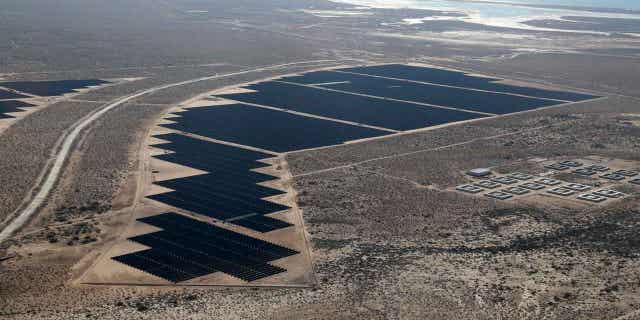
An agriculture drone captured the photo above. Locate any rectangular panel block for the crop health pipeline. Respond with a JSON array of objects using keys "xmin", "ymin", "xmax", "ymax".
[
  {"xmin": 219, "ymin": 81, "xmax": 485, "ymax": 131},
  {"xmin": 0, "ymin": 100, "xmax": 36, "ymax": 119},
  {"xmin": 112, "ymin": 212, "xmax": 299, "ymax": 283},
  {"xmin": 0, "ymin": 89, "xmax": 29, "ymax": 100},
  {"xmin": 0, "ymin": 79, "xmax": 109, "ymax": 96},
  {"xmin": 161, "ymin": 104, "xmax": 387, "ymax": 152},
  {"xmin": 338, "ymin": 64, "xmax": 599, "ymax": 102},
  {"xmin": 282, "ymin": 71, "xmax": 559, "ymax": 115},
  {"xmin": 149, "ymin": 134, "xmax": 292, "ymax": 233},
  {"xmin": 231, "ymin": 215, "xmax": 294, "ymax": 233}
]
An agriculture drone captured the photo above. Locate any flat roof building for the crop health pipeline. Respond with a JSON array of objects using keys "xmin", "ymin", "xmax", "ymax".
[{"xmin": 467, "ymin": 168, "xmax": 492, "ymax": 177}]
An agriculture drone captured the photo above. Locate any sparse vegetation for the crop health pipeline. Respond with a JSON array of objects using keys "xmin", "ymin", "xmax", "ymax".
[
  {"xmin": 0, "ymin": 101, "xmax": 103, "ymax": 225},
  {"xmin": 1, "ymin": 0, "xmax": 640, "ymax": 318}
]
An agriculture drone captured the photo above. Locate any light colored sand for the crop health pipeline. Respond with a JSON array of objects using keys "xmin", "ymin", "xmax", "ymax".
[
  {"xmin": 186, "ymin": 99, "xmax": 235, "ymax": 108},
  {"xmin": 214, "ymin": 87, "xmax": 257, "ymax": 95}
]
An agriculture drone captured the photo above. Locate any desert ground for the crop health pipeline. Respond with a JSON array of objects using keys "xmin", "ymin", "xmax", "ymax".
[{"xmin": 1, "ymin": 1, "xmax": 640, "ymax": 319}]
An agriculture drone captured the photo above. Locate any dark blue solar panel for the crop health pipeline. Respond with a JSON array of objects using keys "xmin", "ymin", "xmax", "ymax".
[
  {"xmin": 153, "ymin": 153, "xmax": 272, "ymax": 176},
  {"xmin": 0, "ymin": 100, "xmax": 36, "ymax": 119},
  {"xmin": 138, "ymin": 213, "xmax": 298, "ymax": 258},
  {"xmin": 161, "ymin": 104, "xmax": 387, "ymax": 152},
  {"xmin": 113, "ymin": 251, "xmax": 203, "ymax": 283},
  {"xmin": 338, "ymin": 64, "xmax": 599, "ymax": 102},
  {"xmin": 219, "ymin": 81, "xmax": 486, "ymax": 131},
  {"xmin": 230, "ymin": 215, "xmax": 294, "ymax": 233},
  {"xmin": 281, "ymin": 71, "xmax": 560, "ymax": 115},
  {"xmin": 112, "ymin": 212, "xmax": 298, "ymax": 282},
  {"xmin": 147, "ymin": 189, "xmax": 290, "ymax": 220},
  {"xmin": 0, "ymin": 89, "xmax": 29, "ymax": 100},
  {"xmin": 153, "ymin": 133, "xmax": 272, "ymax": 162},
  {"xmin": 155, "ymin": 175, "xmax": 285, "ymax": 199},
  {"xmin": 0, "ymin": 79, "xmax": 109, "ymax": 96},
  {"xmin": 148, "ymin": 133, "xmax": 293, "ymax": 233}
]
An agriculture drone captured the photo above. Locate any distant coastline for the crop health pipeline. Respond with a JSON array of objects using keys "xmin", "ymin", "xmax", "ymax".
[{"xmin": 328, "ymin": 0, "xmax": 640, "ymax": 34}]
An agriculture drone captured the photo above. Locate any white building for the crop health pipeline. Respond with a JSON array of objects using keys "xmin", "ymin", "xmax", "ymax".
[{"xmin": 467, "ymin": 168, "xmax": 492, "ymax": 177}]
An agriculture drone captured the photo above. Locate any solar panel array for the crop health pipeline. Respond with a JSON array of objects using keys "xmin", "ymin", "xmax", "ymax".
[
  {"xmin": 214, "ymin": 64, "xmax": 599, "ymax": 136},
  {"xmin": 218, "ymin": 81, "xmax": 487, "ymax": 131},
  {"xmin": 0, "ymin": 89, "xmax": 29, "ymax": 100},
  {"xmin": 161, "ymin": 104, "xmax": 387, "ymax": 152},
  {"xmin": 0, "ymin": 100, "xmax": 37, "ymax": 119},
  {"xmin": 1, "ymin": 79, "xmax": 110, "ymax": 121},
  {"xmin": 0, "ymin": 79, "xmax": 109, "ymax": 96},
  {"xmin": 281, "ymin": 71, "xmax": 566, "ymax": 115},
  {"xmin": 337, "ymin": 64, "xmax": 598, "ymax": 102},
  {"xmin": 114, "ymin": 64, "xmax": 599, "ymax": 284},
  {"xmin": 112, "ymin": 212, "xmax": 299, "ymax": 283},
  {"xmin": 149, "ymin": 133, "xmax": 293, "ymax": 233}
]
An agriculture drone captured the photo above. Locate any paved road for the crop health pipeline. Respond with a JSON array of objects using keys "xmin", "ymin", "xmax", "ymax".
[{"xmin": 0, "ymin": 59, "xmax": 340, "ymax": 244}]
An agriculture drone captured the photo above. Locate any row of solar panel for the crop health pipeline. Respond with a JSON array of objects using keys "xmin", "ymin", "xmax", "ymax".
[
  {"xmin": 1, "ymin": 79, "xmax": 110, "ymax": 119},
  {"xmin": 230, "ymin": 69, "xmax": 597, "ymax": 117},
  {"xmin": 112, "ymin": 212, "xmax": 298, "ymax": 283},
  {"xmin": 154, "ymin": 133, "xmax": 270, "ymax": 163},
  {"xmin": 218, "ymin": 81, "xmax": 487, "ymax": 131},
  {"xmin": 231, "ymin": 75, "xmax": 551, "ymax": 116},
  {"xmin": 320, "ymin": 64, "xmax": 598, "ymax": 102},
  {"xmin": 140, "ymin": 213, "xmax": 297, "ymax": 257},
  {"xmin": 0, "ymin": 89, "xmax": 28, "ymax": 100},
  {"xmin": 201, "ymin": 64, "xmax": 600, "ymax": 151},
  {"xmin": 0, "ymin": 100, "xmax": 36, "ymax": 119},
  {"xmin": 162, "ymin": 105, "xmax": 387, "ymax": 152},
  {"xmin": 149, "ymin": 133, "xmax": 294, "ymax": 233},
  {"xmin": 0, "ymin": 79, "xmax": 108, "ymax": 97},
  {"xmin": 148, "ymin": 188, "xmax": 289, "ymax": 220}
]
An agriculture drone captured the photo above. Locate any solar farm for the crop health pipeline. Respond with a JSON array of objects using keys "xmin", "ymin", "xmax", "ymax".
[
  {"xmin": 5, "ymin": 1, "xmax": 640, "ymax": 317},
  {"xmin": 76, "ymin": 63, "xmax": 613, "ymax": 287}
]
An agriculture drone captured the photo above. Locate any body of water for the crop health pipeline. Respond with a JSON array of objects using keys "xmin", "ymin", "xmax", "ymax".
[
  {"xmin": 507, "ymin": 0, "xmax": 640, "ymax": 11},
  {"xmin": 330, "ymin": 0, "xmax": 640, "ymax": 33}
]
